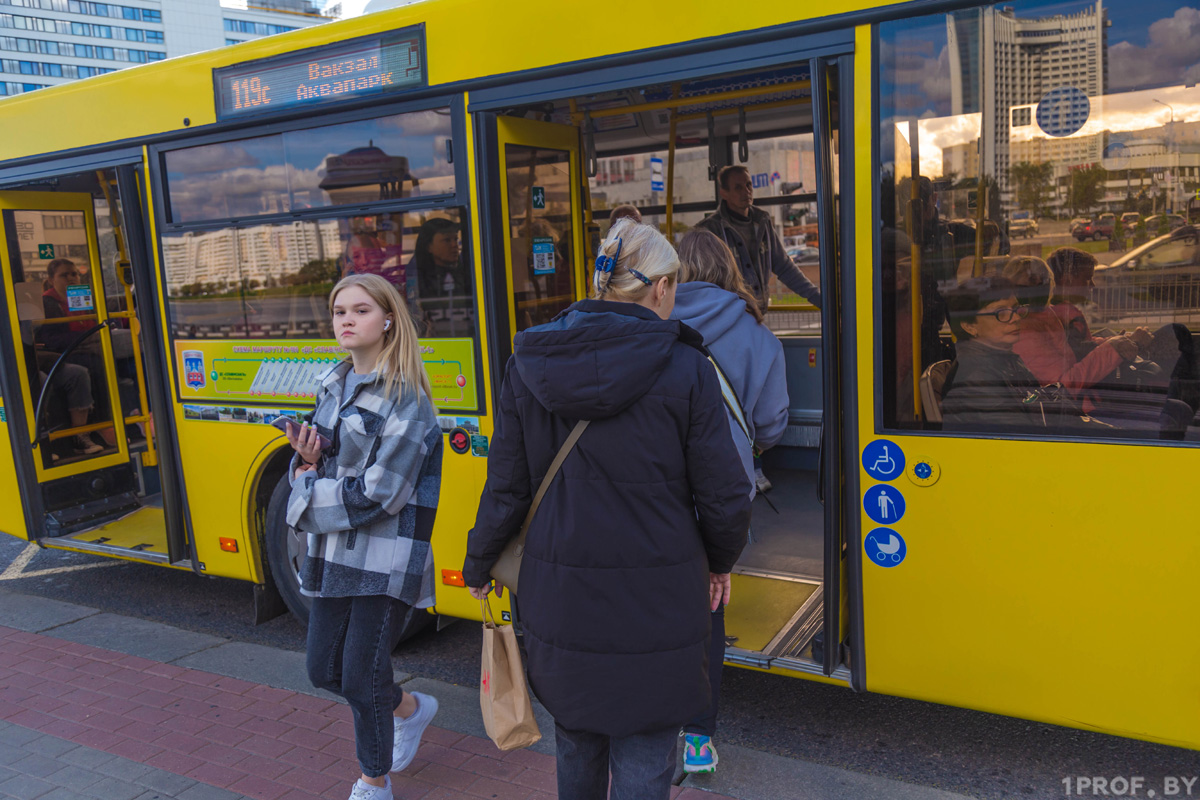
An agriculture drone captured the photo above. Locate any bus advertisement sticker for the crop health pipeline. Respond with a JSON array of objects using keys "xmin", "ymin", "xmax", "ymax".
[
  {"xmin": 66, "ymin": 284, "xmax": 94, "ymax": 311},
  {"xmin": 455, "ymin": 417, "xmax": 479, "ymax": 433},
  {"xmin": 862, "ymin": 440, "xmax": 904, "ymax": 482},
  {"xmin": 865, "ymin": 528, "xmax": 906, "ymax": 568},
  {"xmin": 470, "ymin": 433, "xmax": 488, "ymax": 457},
  {"xmin": 532, "ymin": 237, "xmax": 556, "ymax": 275},
  {"xmin": 863, "ymin": 484, "xmax": 905, "ymax": 525}
]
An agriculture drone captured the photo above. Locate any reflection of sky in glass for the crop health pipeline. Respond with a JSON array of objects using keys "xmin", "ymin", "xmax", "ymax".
[
  {"xmin": 881, "ymin": 0, "xmax": 1200, "ymax": 174},
  {"xmin": 165, "ymin": 109, "xmax": 454, "ymax": 223}
]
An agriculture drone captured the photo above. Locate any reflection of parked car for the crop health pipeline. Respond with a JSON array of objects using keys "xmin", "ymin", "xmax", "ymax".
[
  {"xmin": 1144, "ymin": 214, "xmax": 1186, "ymax": 234},
  {"xmin": 1009, "ymin": 211, "xmax": 1039, "ymax": 238},
  {"xmin": 1093, "ymin": 226, "xmax": 1200, "ymax": 311},
  {"xmin": 787, "ymin": 245, "xmax": 820, "ymax": 265},
  {"xmin": 1073, "ymin": 214, "xmax": 1116, "ymax": 241},
  {"xmin": 1120, "ymin": 212, "xmax": 1141, "ymax": 234}
]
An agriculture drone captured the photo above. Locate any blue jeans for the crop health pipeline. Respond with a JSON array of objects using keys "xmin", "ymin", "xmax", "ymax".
[
  {"xmin": 684, "ymin": 605, "xmax": 724, "ymax": 737},
  {"xmin": 306, "ymin": 595, "xmax": 415, "ymax": 777},
  {"xmin": 554, "ymin": 722, "xmax": 678, "ymax": 800}
]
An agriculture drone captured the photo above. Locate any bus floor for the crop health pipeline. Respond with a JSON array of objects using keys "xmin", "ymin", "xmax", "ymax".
[
  {"xmin": 43, "ymin": 499, "xmax": 170, "ymax": 563},
  {"xmin": 725, "ymin": 466, "xmax": 825, "ymax": 663}
]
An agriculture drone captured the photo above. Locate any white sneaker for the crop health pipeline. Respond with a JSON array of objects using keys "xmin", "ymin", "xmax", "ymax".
[
  {"xmin": 754, "ymin": 467, "xmax": 773, "ymax": 494},
  {"xmin": 348, "ymin": 775, "xmax": 391, "ymax": 800},
  {"xmin": 390, "ymin": 692, "xmax": 438, "ymax": 772}
]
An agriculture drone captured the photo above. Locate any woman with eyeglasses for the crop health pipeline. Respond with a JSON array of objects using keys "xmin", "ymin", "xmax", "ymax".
[
  {"xmin": 463, "ymin": 218, "xmax": 751, "ymax": 800},
  {"xmin": 941, "ymin": 275, "xmax": 1094, "ymax": 433}
]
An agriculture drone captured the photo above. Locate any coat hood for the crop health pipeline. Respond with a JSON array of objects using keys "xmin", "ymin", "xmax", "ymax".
[
  {"xmin": 513, "ymin": 299, "xmax": 704, "ymax": 420},
  {"xmin": 671, "ymin": 282, "xmax": 753, "ymax": 346}
]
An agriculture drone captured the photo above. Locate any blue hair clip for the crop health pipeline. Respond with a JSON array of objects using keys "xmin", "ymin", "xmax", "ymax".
[
  {"xmin": 627, "ymin": 267, "xmax": 653, "ymax": 286},
  {"xmin": 595, "ymin": 236, "xmax": 624, "ymax": 275}
]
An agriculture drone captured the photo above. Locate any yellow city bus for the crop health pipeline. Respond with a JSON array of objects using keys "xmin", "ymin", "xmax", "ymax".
[{"xmin": 0, "ymin": 0, "xmax": 1195, "ymax": 752}]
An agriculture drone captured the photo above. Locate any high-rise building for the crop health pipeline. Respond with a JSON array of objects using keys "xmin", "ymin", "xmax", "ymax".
[
  {"xmin": 947, "ymin": 2, "xmax": 1109, "ymax": 204},
  {"xmin": 0, "ymin": 0, "xmax": 329, "ymax": 97}
]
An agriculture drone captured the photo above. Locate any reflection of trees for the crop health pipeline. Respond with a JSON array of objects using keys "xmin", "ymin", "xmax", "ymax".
[
  {"xmin": 1010, "ymin": 161, "xmax": 1054, "ymax": 216},
  {"xmin": 1068, "ymin": 165, "xmax": 1108, "ymax": 216},
  {"xmin": 293, "ymin": 258, "xmax": 339, "ymax": 285}
]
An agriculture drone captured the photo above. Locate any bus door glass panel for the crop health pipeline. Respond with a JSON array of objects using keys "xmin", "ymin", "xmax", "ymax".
[
  {"xmin": 0, "ymin": 192, "xmax": 128, "ymax": 478},
  {"xmin": 496, "ymin": 117, "xmax": 583, "ymax": 338}
]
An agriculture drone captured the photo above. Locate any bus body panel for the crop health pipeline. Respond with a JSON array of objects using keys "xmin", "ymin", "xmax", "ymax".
[
  {"xmin": 0, "ymin": 405, "xmax": 29, "ymax": 540},
  {"xmin": 0, "ymin": 0, "xmax": 877, "ymax": 164}
]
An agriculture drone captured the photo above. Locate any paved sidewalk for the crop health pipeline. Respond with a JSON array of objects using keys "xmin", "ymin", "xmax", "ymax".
[{"xmin": 0, "ymin": 623, "xmax": 726, "ymax": 800}]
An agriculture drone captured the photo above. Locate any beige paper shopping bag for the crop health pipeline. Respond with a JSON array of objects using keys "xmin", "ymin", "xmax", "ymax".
[{"xmin": 479, "ymin": 599, "xmax": 542, "ymax": 751}]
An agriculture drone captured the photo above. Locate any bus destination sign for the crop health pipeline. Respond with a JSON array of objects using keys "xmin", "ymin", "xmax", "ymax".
[{"xmin": 214, "ymin": 29, "xmax": 425, "ymax": 120}]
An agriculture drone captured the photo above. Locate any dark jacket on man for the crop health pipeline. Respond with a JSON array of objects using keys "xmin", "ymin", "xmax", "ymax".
[
  {"xmin": 696, "ymin": 200, "xmax": 821, "ymax": 311},
  {"xmin": 463, "ymin": 299, "xmax": 751, "ymax": 738}
]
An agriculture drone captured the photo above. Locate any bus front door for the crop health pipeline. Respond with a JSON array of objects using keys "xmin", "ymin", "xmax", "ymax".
[
  {"xmin": 0, "ymin": 190, "xmax": 140, "ymax": 544},
  {"xmin": 495, "ymin": 116, "xmax": 587, "ymax": 340}
]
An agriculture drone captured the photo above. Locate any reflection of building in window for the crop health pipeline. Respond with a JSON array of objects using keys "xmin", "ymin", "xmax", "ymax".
[
  {"xmin": 948, "ymin": 2, "xmax": 1108, "ymax": 205},
  {"xmin": 318, "ymin": 144, "xmax": 417, "ymax": 205},
  {"xmin": 164, "ymin": 220, "xmax": 342, "ymax": 292}
]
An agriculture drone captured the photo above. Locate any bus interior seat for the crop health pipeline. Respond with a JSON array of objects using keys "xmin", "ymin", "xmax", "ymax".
[{"xmin": 921, "ymin": 359, "xmax": 953, "ymax": 423}]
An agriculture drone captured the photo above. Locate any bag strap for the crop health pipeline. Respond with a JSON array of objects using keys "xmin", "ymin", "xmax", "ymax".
[
  {"xmin": 512, "ymin": 419, "xmax": 590, "ymax": 549},
  {"xmin": 707, "ymin": 355, "xmax": 751, "ymax": 443}
]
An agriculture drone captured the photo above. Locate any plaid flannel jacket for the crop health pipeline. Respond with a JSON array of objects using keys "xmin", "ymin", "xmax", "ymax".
[{"xmin": 286, "ymin": 360, "xmax": 443, "ymax": 607}]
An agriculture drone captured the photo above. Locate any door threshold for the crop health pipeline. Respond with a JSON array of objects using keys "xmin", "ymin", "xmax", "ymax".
[
  {"xmin": 723, "ymin": 647, "xmax": 852, "ymax": 683},
  {"xmin": 40, "ymin": 505, "xmax": 171, "ymax": 564}
]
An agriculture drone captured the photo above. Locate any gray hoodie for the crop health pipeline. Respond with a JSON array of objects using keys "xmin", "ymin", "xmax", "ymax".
[{"xmin": 672, "ymin": 281, "xmax": 789, "ymax": 491}]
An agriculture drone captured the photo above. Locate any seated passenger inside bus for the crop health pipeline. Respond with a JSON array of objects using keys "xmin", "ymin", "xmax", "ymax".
[{"xmin": 941, "ymin": 275, "xmax": 1096, "ymax": 434}]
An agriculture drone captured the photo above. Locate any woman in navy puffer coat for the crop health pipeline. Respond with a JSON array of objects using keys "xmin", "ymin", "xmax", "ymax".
[{"xmin": 464, "ymin": 219, "xmax": 751, "ymax": 800}]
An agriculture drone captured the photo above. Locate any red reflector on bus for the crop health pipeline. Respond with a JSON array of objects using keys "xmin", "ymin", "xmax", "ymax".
[
  {"xmin": 219, "ymin": 538, "xmax": 239, "ymax": 553},
  {"xmin": 441, "ymin": 569, "xmax": 465, "ymax": 587}
]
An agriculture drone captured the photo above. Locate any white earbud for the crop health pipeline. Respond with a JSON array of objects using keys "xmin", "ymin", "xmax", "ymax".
[{"xmin": 384, "ymin": 320, "xmax": 392, "ymax": 331}]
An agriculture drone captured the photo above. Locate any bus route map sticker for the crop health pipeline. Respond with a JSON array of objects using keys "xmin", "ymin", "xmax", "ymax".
[
  {"xmin": 863, "ymin": 484, "xmax": 905, "ymax": 525},
  {"xmin": 865, "ymin": 528, "xmax": 907, "ymax": 568},
  {"xmin": 862, "ymin": 439, "xmax": 904, "ymax": 482},
  {"xmin": 1036, "ymin": 86, "xmax": 1090, "ymax": 138}
]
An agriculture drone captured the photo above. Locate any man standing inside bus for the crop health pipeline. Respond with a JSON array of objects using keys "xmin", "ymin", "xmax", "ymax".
[{"xmin": 697, "ymin": 165, "xmax": 821, "ymax": 312}]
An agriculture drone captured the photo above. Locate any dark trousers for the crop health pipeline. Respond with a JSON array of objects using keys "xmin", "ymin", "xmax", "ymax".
[
  {"xmin": 554, "ymin": 722, "xmax": 678, "ymax": 800},
  {"xmin": 306, "ymin": 594, "xmax": 415, "ymax": 777},
  {"xmin": 684, "ymin": 605, "xmax": 724, "ymax": 738}
]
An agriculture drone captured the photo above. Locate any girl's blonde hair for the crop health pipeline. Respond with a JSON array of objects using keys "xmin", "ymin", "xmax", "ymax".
[
  {"xmin": 677, "ymin": 229, "xmax": 765, "ymax": 324},
  {"xmin": 328, "ymin": 273, "xmax": 432, "ymax": 403},
  {"xmin": 1001, "ymin": 255, "xmax": 1054, "ymax": 309},
  {"xmin": 591, "ymin": 217, "xmax": 679, "ymax": 301}
]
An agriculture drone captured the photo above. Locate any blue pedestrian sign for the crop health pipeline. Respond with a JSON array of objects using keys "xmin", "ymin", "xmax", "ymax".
[
  {"xmin": 650, "ymin": 157, "xmax": 664, "ymax": 192},
  {"xmin": 862, "ymin": 440, "xmax": 904, "ymax": 482},
  {"xmin": 863, "ymin": 484, "xmax": 905, "ymax": 525},
  {"xmin": 864, "ymin": 528, "xmax": 907, "ymax": 568}
]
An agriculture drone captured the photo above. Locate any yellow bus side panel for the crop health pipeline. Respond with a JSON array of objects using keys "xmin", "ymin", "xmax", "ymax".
[
  {"xmin": 851, "ymin": 28, "xmax": 1199, "ymax": 751},
  {"xmin": 0, "ymin": 0, "xmax": 878, "ymax": 163},
  {"xmin": 0, "ymin": 406, "xmax": 29, "ymax": 541}
]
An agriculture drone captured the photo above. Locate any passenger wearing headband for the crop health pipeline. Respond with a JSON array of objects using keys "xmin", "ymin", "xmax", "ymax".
[{"xmin": 465, "ymin": 218, "xmax": 751, "ymax": 800}]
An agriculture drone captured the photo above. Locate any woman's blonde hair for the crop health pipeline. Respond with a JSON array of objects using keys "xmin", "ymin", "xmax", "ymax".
[
  {"xmin": 1001, "ymin": 255, "xmax": 1054, "ymax": 309},
  {"xmin": 328, "ymin": 273, "xmax": 432, "ymax": 403},
  {"xmin": 592, "ymin": 217, "xmax": 679, "ymax": 301},
  {"xmin": 677, "ymin": 229, "xmax": 765, "ymax": 324}
]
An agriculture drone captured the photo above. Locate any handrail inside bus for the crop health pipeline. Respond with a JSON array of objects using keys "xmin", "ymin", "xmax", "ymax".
[{"xmin": 32, "ymin": 319, "xmax": 111, "ymax": 451}]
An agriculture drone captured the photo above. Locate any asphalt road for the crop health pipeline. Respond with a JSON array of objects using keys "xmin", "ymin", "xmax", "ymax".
[{"xmin": 1, "ymin": 534, "xmax": 1196, "ymax": 800}]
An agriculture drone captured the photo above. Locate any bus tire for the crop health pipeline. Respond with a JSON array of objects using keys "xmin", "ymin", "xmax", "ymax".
[
  {"xmin": 265, "ymin": 474, "xmax": 312, "ymax": 625},
  {"xmin": 263, "ymin": 475, "xmax": 435, "ymax": 645}
]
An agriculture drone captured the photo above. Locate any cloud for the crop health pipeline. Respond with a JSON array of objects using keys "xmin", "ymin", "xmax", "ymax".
[{"xmin": 1108, "ymin": 6, "xmax": 1200, "ymax": 92}]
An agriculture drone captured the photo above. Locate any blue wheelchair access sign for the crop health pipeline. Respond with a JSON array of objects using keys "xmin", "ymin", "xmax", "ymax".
[
  {"xmin": 864, "ymin": 528, "xmax": 907, "ymax": 568},
  {"xmin": 862, "ymin": 439, "xmax": 904, "ymax": 482},
  {"xmin": 863, "ymin": 484, "xmax": 905, "ymax": 525}
]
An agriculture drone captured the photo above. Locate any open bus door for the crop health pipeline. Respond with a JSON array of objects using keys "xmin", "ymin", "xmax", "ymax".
[
  {"xmin": 0, "ymin": 186, "xmax": 170, "ymax": 560},
  {"xmin": 495, "ymin": 116, "xmax": 587, "ymax": 340}
]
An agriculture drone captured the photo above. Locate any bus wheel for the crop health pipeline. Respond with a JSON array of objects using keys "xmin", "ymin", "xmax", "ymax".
[
  {"xmin": 265, "ymin": 475, "xmax": 312, "ymax": 625},
  {"xmin": 263, "ymin": 475, "xmax": 435, "ymax": 645}
]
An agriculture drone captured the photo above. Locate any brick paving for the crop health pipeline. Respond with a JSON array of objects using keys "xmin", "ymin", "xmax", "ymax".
[{"xmin": 0, "ymin": 625, "xmax": 731, "ymax": 800}]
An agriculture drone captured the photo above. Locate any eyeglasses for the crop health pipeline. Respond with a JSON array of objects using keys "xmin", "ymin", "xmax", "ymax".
[{"xmin": 977, "ymin": 305, "xmax": 1029, "ymax": 323}]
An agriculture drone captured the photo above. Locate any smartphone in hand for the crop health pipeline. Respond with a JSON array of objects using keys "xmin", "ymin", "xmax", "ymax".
[{"xmin": 271, "ymin": 417, "xmax": 332, "ymax": 450}]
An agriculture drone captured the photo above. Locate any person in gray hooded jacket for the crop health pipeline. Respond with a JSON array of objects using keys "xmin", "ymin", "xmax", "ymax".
[{"xmin": 670, "ymin": 228, "xmax": 789, "ymax": 774}]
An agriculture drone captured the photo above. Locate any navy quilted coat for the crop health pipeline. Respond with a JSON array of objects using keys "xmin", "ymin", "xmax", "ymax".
[{"xmin": 463, "ymin": 300, "xmax": 751, "ymax": 738}]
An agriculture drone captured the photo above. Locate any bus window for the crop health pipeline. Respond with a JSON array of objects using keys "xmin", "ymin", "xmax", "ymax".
[
  {"xmin": 879, "ymin": 1, "xmax": 1200, "ymax": 441},
  {"xmin": 162, "ymin": 207, "xmax": 476, "ymax": 342},
  {"xmin": 164, "ymin": 108, "xmax": 455, "ymax": 224},
  {"xmin": 504, "ymin": 144, "xmax": 575, "ymax": 332}
]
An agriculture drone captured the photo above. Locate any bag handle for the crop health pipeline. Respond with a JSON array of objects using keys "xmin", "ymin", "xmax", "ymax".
[
  {"xmin": 509, "ymin": 419, "xmax": 589, "ymax": 557},
  {"xmin": 480, "ymin": 597, "xmax": 497, "ymax": 627}
]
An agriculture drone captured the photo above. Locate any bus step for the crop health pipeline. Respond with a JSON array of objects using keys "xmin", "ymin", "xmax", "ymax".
[{"xmin": 43, "ymin": 492, "xmax": 142, "ymax": 537}]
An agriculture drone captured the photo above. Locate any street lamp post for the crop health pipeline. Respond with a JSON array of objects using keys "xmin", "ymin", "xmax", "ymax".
[{"xmin": 1153, "ymin": 99, "xmax": 1176, "ymax": 212}]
